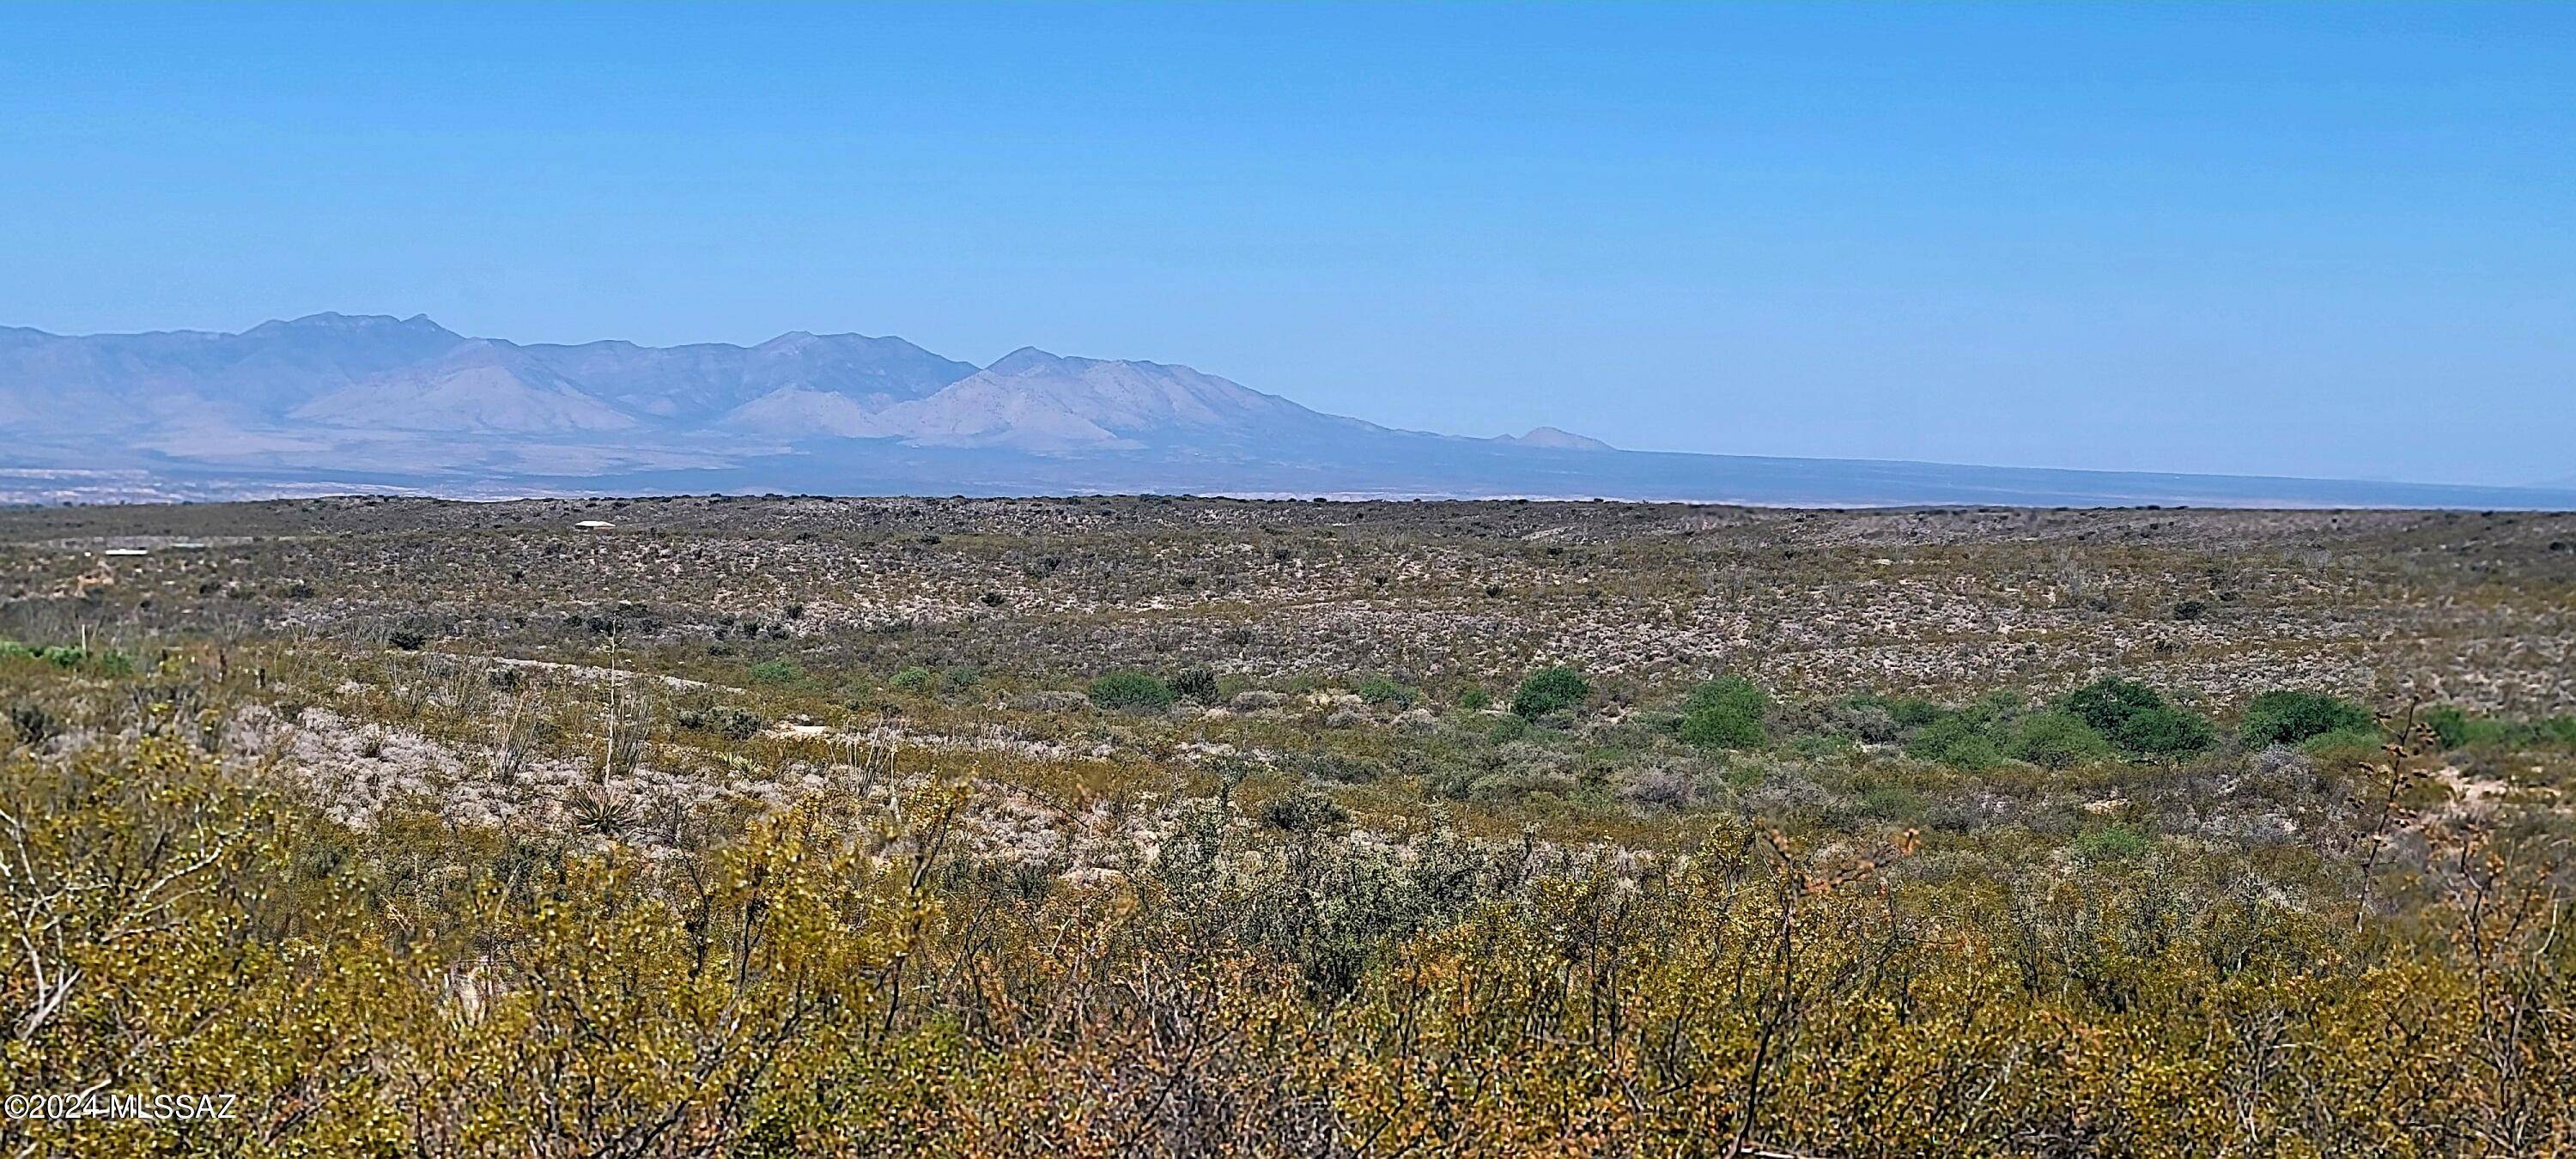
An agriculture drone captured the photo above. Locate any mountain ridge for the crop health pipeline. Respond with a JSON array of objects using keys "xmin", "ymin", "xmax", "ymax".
[{"xmin": 4, "ymin": 313, "xmax": 2573, "ymax": 511}]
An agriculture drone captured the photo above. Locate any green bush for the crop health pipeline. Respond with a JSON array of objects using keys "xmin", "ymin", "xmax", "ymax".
[
  {"xmin": 4, "ymin": 644, "xmax": 134, "ymax": 675},
  {"xmin": 1088, "ymin": 670, "xmax": 1177, "ymax": 711},
  {"xmin": 888, "ymin": 666, "xmax": 935, "ymax": 693},
  {"xmin": 2117, "ymin": 706, "xmax": 2219, "ymax": 755},
  {"xmin": 1356, "ymin": 677, "xmax": 1417, "ymax": 708},
  {"xmin": 2065, "ymin": 677, "xmax": 2163, "ymax": 732},
  {"xmin": 1905, "ymin": 713, "xmax": 2004, "ymax": 771},
  {"xmin": 2008, "ymin": 710, "xmax": 2116, "ymax": 769},
  {"xmin": 2422, "ymin": 705, "xmax": 2574, "ymax": 750},
  {"xmin": 2064, "ymin": 677, "xmax": 2215, "ymax": 755},
  {"xmin": 1457, "ymin": 688, "xmax": 1492, "ymax": 712},
  {"xmin": 1510, "ymin": 666, "xmax": 1589, "ymax": 719},
  {"xmin": 748, "ymin": 658, "xmax": 805, "ymax": 686},
  {"xmin": 1677, "ymin": 676, "xmax": 1767, "ymax": 750},
  {"xmin": 2239, "ymin": 689, "xmax": 2374, "ymax": 747},
  {"xmin": 1874, "ymin": 695, "xmax": 1947, "ymax": 728},
  {"xmin": 2427, "ymin": 705, "xmax": 2485, "ymax": 749},
  {"xmin": 2072, "ymin": 823, "xmax": 2153, "ymax": 862},
  {"xmin": 1854, "ymin": 781, "xmax": 1927, "ymax": 822}
]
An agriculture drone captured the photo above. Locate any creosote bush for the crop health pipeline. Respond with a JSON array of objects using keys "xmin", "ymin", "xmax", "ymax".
[
  {"xmin": 1905, "ymin": 710, "xmax": 2004, "ymax": 770},
  {"xmin": 1087, "ymin": 669, "xmax": 1177, "ymax": 711},
  {"xmin": 747, "ymin": 657, "xmax": 805, "ymax": 686},
  {"xmin": 1509, "ymin": 665, "xmax": 1588, "ymax": 719},
  {"xmin": 2069, "ymin": 822, "xmax": 2152, "ymax": 862},
  {"xmin": 2427, "ymin": 704, "xmax": 2576, "ymax": 750},
  {"xmin": 2065, "ymin": 676, "xmax": 2217, "ymax": 755},
  {"xmin": 2239, "ymin": 688, "xmax": 2376, "ymax": 747},
  {"xmin": 1678, "ymin": 675, "xmax": 1768, "ymax": 749},
  {"xmin": 2005, "ymin": 708, "xmax": 2116, "ymax": 769},
  {"xmin": 1355, "ymin": 676, "xmax": 1416, "ymax": 708}
]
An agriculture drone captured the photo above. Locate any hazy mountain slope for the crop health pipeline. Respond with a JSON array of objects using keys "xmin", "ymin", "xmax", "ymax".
[
  {"xmin": 872, "ymin": 347, "xmax": 1383, "ymax": 451},
  {"xmin": 525, "ymin": 331, "xmax": 975, "ymax": 423},
  {"xmin": 289, "ymin": 340, "xmax": 641, "ymax": 434},
  {"xmin": 0, "ymin": 314, "xmax": 976, "ymax": 440},
  {"xmin": 720, "ymin": 386, "xmax": 890, "ymax": 439},
  {"xmin": 215, "ymin": 313, "xmax": 471, "ymax": 410},
  {"xmin": 0, "ymin": 313, "xmax": 469, "ymax": 434}
]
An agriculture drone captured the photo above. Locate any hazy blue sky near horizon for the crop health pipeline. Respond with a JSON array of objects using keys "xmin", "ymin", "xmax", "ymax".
[{"xmin": 3, "ymin": 3, "xmax": 2570, "ymax": 486}]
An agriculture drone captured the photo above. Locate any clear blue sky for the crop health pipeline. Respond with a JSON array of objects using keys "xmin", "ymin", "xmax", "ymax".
[{"xmin": 4, "ymin": 3, "xmax": 2569, "ymax": 485}]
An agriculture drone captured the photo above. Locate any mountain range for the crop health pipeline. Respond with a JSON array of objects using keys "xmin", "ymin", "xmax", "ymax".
[{"xmin": 4, "ymin": 313, "xmax": 2571, "ymax": 509}]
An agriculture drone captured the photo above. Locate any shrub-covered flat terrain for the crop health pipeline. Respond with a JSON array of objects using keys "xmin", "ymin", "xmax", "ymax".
[{"xmin": 3, "ymin": 495, "xmax": 2573, "ymax": 1155}]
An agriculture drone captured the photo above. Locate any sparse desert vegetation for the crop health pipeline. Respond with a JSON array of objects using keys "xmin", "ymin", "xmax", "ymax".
[{"xmin": 4, "ymin": 495, "xmax": 2574, "ymax": 1155}]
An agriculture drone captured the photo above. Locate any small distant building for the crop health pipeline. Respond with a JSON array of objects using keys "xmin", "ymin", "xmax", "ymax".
[
  {"xmin": 574, "ymin": 519, "xmax": 617, "ymax": 530},
  {"xmin": 102, "ymin": 547, "xmax": 149, "ymax": 557}
]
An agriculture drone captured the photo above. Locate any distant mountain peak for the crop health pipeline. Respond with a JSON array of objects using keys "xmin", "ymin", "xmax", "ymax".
[
  {"xmin": 984, "ymin": 348, "xmax": 1188, "ymax": 379},
  {"xmin": 986, "ymin": 347, "xmax": 1066, "ymax": 375},
  {"xmin": 252, "ymin": 311, "xmax": 454, "ymax": 334},
  {"xmin": 1499, "ymin": 426, "xmax": 1616, "ymax": 452}
]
